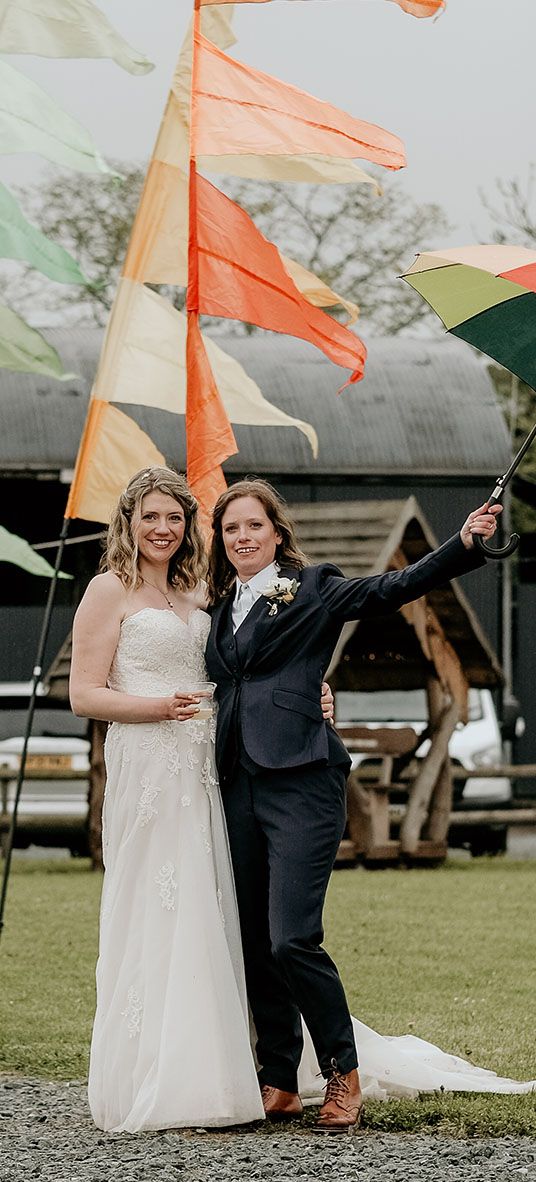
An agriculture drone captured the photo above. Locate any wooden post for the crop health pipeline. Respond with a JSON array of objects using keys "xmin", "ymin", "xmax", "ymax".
[
  {"xmin": 346, "ymin": 765, "xmax": 391, "ymax": 855},
  {"xmin": 88, "ymin": 720, "xmax": 107, "ymax": 871},
  {"xmin": 423, "ymin": 677, "xmax": 457, "ymax": 845},
  {"xmin": 399, "ymin": 681, "xmax": 458, "ymax": 856}
]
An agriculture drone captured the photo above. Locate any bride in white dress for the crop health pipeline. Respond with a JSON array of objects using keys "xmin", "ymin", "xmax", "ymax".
[
  {"xmin": 70, "ymin": 466, "xmax": 533, "ymax": 1134},
  {"xmin": 70, "ymin": 467, "xmax": 264, "ymax": 1132}
]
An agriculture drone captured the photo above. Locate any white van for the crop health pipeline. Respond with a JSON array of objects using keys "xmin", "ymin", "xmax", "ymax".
[{"xmin": 336, "ymin": 687, "xmax": 512, "ymax": 856}]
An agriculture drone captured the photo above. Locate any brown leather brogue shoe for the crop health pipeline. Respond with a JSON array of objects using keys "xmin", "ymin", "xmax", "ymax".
[
  {"xmin": 261, "ymin": 1085, "xmax": 304, "ymax": 1121},
  {"xmin": 314, "ymin": 1067, "xmax": 363, "ymax": 1134}
]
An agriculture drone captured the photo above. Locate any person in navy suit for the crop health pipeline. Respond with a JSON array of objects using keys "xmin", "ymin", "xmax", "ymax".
[{"xmin": 205, "ymin": 478, "xmax": 499, "ymax": 1132}]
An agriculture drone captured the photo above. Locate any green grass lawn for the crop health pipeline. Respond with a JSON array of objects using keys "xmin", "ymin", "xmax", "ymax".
[{"xmin": 1, "ymin": 856, "xmax": 535, "ymax": 1135}]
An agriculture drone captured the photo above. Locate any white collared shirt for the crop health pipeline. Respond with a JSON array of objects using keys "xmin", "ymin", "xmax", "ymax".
[{"xmin": 231, "ymin": 561, "xmax": 279, "ymax": 633}]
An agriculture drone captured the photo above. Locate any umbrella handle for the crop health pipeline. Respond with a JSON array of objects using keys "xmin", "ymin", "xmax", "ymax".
[{"xmin": 473, "ymin": 486, "xmax": 519, "ymax": 561}]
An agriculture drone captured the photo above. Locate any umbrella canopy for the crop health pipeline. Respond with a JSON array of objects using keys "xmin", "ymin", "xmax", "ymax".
[{"xmin": 402, "ymin": 245, "xmax": 536, "ymax": 390}]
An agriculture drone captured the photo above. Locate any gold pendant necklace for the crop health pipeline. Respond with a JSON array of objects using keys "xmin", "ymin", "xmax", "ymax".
[{"xmin": 142, "ymin": 577, "xmax": 175, "ymax": 610}]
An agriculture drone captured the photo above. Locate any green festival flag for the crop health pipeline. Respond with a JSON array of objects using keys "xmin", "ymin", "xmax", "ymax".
[
  {"xmin": 0, "ymin": 525, "xmax": 72, "ymax": 579},
  {"xmin": 0, "ymin": 182, "xmax": 89, "ymax": 285},
  {"xmin": 0, "ymin": 303, "xmax": 76, "ymax": 379},
  {"xmin": 0, "ymin": 59, "xmax": 113, "ymax": 173},
  {"xmin": 0, "ymin": 0, "xmax": 154, "ymax": 75}
]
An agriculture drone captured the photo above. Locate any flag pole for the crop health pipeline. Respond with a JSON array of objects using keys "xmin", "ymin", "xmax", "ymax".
[
  {"xmin": 0, "ymin": 516, "xmax": 71, "ymax": 940},
  {"xmin": 186, "ymin": 0, "xmax": 201, "ymax": 396}
]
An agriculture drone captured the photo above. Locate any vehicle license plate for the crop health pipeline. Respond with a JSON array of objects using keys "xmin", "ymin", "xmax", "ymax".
[{"xmin": 25, "ymin": 754, "xmax": 73, "ymax": 772}]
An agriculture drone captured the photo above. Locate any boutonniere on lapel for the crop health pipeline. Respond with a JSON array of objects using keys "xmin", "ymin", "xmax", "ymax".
[{"xmin": 261, "ymin": 576, "xmax": 300, "ymax": 617}]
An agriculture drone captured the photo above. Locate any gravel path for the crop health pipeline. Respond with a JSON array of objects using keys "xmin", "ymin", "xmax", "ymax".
[{"xmin": 1, "ymin": 1078, "xmax": 535, "ymax": 1182}]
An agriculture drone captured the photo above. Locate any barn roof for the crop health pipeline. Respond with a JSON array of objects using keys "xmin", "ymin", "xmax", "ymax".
[{"xmin": 0, "ymin": 328, "xmax": 510, "ymax": 478}]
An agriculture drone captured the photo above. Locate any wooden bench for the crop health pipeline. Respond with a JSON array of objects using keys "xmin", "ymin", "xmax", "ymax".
[{"xmin": 334, "ymin": 725, "xmax": 443, "ymax": 867}]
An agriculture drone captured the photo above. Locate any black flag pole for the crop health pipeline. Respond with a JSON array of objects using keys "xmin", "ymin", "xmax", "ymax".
[{"xmin": 0, "ymin": 516, "xmax": 71, "ymax": 941}]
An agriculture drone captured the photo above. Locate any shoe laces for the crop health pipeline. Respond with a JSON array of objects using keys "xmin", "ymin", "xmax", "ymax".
[{"xmin": 323, "ymin": 1070, "xmax": 350, "ymax": 1106}]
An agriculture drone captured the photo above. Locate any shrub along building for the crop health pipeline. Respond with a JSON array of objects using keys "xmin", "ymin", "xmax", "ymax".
[{"xmin": 1, "ymin": 329, "xmax": 533, "ymax": 828}]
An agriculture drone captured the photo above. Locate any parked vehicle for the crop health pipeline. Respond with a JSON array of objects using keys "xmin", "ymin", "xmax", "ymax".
[
  {"xmin": 0, "ymin": 686, "xmax": 89, "ymax": 856},
  {"xmin": 336, "ymin": 687, "xmax": 516, "ymax": 857}
]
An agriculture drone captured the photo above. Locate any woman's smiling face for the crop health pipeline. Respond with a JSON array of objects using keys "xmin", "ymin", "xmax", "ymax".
[
  {"xmin": 136, "ymin": 491, "xmax": 186, "ymax": 569},
  {"xmin": 221, "ymin": 495, "xmax": 282, "ymax": 582}
]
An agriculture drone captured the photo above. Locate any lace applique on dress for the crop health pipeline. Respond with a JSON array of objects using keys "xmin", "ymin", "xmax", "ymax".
[
  {"xmin": 140, "ymin": 723, "xmax": 182, "ymax": 777},
  {"xmin": 186, "ymin": 749, "xmax": 199, "ymax": 771},
  {"xmin": 105, "ymin": 723, "xmax": 131, "ymax": 771},
  {"xmin": 155, "ymin": 861, "xmax": 177, "ymax": 910},
  {"xmin": 200, "ymin": 755, "xmax": 217, "ymax": 803},
  {"xmin": 122, "ymin": 987, "xmax": 143, "ymax": 1038},
  {"xmin": 200, "ymin": 824, "xmax": 212, "ymax": 855},
  {"xmin": 185, "ymin": 718, "xmax": 209, "ymax": 746},
  {"xmin": 137, "ymin": 775, "xmax": 161, "ymax": 825}
]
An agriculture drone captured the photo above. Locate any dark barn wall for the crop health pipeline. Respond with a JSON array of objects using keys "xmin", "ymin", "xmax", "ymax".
[
  {"xmin": 0, "ymin": 477, "xmax": 101, "ymax": 683},
  {"xmin": 0, "ymin": 471, "xmax": 501, "ymax": 685}
]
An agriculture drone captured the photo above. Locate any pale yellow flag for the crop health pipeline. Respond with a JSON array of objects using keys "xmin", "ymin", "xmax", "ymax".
[
  {"xmin": 91, "ymin": 280, "xmax": 318, "ymax": 456},
  {"xmin": 281, "ymin": 256, "xmax": 358, "ymax": 325},
  {"xmin": 65, "ymin": 400, "xmax": 165, "ymax": 523}
]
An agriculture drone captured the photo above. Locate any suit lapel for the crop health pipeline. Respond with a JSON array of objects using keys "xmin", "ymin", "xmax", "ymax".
[
  {"xmin": 210, "ymin": 593, "xmax": 235, "ymax": 676},
  {"xmin": 240, "ymin": 565, "xmax": 299, "ymax": 671}
]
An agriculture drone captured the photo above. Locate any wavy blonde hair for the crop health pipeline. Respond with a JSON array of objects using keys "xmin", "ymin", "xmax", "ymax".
[
  {"xmin": 101, "ymin": 467, "xmax": 206, "ymax": 591},
  {"xmin": 208, "ymin": 478, "xmax": 309, "ymax": 603}
]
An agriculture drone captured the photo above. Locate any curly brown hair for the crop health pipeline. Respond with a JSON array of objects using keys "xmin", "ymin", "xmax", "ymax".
[
  {"xmin": 207, "ymin": 478, "xmax": 309, "ymax": 603},
  {"xmin": 100, "ymin": 467, "xmax": 206, "ymax": 591}
]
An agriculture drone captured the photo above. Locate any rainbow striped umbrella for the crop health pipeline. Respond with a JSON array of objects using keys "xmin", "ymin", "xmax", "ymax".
[
  {"xmin": 402, "ymin": 244, "xmax": 536, "ymax": 558},
  {"xmin": 402, "ymin": 244, "xmax": 536, "ymax": 390}
]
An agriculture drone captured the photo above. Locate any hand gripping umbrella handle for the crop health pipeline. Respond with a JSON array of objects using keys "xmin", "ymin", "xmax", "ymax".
[
  {"xmin": 473, "ymin": 422, "xmax": 536, "ymax": 560},
  {"xmin": 473, "ymin": 484, "xmax": 519, "ymax": 560}
]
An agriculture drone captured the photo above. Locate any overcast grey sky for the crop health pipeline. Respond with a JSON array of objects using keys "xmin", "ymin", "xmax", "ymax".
[{"xmin": 4, "ymin": 0, "xmax": 535, "ymax": 253}]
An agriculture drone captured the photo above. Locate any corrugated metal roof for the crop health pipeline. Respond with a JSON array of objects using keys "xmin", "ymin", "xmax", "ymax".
[{"xmin": 0, "ymin": 327, "xmax": 510, "ymax": 476}]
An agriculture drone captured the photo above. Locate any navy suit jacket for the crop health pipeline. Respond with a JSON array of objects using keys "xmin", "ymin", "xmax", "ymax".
[{"xmin": 205, "ymin": 533, "xmax": 485, "ymax": 778}]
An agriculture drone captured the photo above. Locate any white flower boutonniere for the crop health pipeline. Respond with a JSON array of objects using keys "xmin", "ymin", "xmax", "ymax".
[{"xmin": 262, "ymin": 576, "xmax": 300, "ymax": 616}]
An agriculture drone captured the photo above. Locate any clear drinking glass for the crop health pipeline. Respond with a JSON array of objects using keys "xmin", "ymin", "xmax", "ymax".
[{"xmin": 186, "ymin": 682, "xmax": 217, "ymax": 720}]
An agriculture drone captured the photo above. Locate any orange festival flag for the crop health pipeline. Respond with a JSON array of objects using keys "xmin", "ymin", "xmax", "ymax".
[
  {"xmin": 188, "ymin": 171, "xmax": 366, "ymax": 386},
  {"xmin": 198, "ymin": 0, "xmax": 445, "ymax": 14},
  {"xmin": 186, "ymin": 312, "xmax": 238, "ymax": 535},
  {"xmin": 191, "ymin": 31, "xmax": 405, "ymax": 171}
]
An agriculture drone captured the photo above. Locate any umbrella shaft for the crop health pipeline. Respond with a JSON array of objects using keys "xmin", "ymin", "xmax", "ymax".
[{"xmin": 502, "ymin": 422, "xmax": 536, "ymax": 485}]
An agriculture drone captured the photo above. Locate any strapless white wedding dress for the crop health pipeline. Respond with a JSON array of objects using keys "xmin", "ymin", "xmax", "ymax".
[
  {"xmin": 88, "ymin": 607, "xmax": 264, "ymax": 1132},
  {"xmin": 88, "ymin": 609, "xmax": 533, "ymax": 1133}
]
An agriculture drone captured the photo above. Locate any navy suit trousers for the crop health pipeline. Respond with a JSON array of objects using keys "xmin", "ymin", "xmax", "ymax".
[{"xmin": 222, "ymin": 759, "xmax": 358, "ymax": 1091}]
